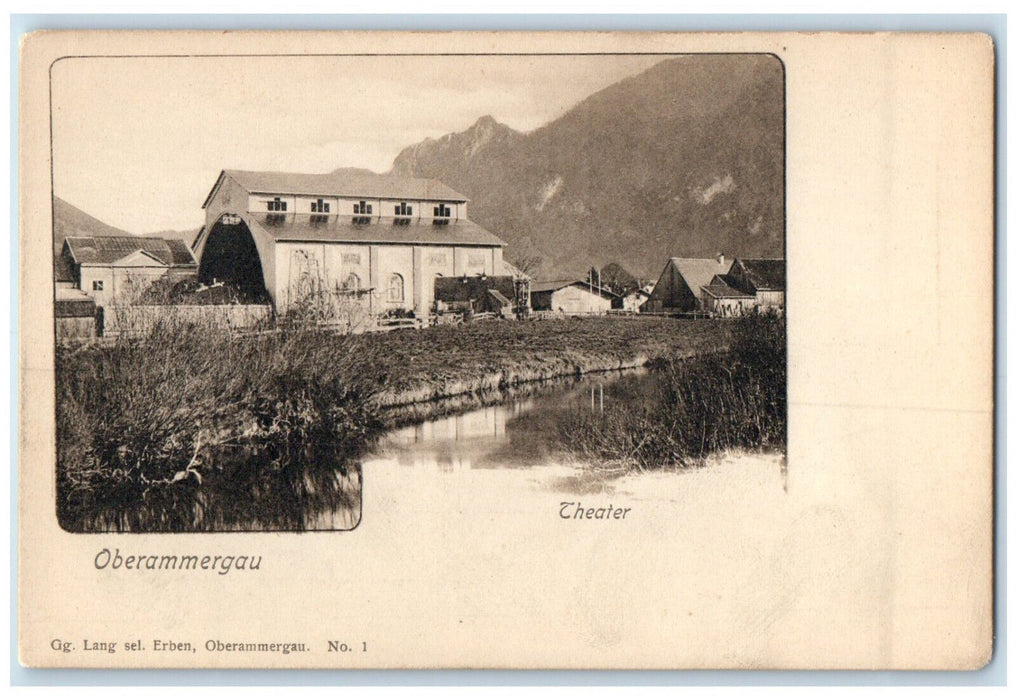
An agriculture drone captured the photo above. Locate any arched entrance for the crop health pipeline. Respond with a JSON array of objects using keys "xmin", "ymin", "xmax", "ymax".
[{"xmin": 197, "ymin": 216, "xmax": 269, "ymax": 303}]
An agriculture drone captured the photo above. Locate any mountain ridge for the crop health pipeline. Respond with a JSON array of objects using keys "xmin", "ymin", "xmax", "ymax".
[
  {"xmin": 384, "ymin": 55, "xmax": 784, "ymax": 279},
  {"xmin": 53, "ymin": 196, "xmax": 199, "ymax": 256}
]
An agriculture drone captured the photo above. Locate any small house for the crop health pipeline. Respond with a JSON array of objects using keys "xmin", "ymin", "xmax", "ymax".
[
  {"xmin": 60, "ymin": 236, "xmax": 198, "ymax": 307},
  {"xmin": 641, "ymin": 254, "xmax": 731, "ymax": 313},
  {"xmin": 613, "ymin": 288, "xmax": 649, "ymax": 312},
  {"xmin": 530, "ymin": 280, "xmax": 615, "ymax": 315},
  {"xmin": 726, "ymin": 258, "xmax": 785, "ymax": 312},
  {"xmin": 434, "ymin": 275, "xmax": 527, "ymax": 318},
  {"xmin": 700, "ymin": 275, "xmax": 756, "ymax": 317}
]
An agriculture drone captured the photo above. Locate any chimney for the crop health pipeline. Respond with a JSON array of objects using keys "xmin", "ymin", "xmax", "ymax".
[{"xmin": 716, "ymin": 253, "xmax": 725, "ymax": 267}]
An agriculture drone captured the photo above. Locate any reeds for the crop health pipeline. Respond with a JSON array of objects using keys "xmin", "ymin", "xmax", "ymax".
[
  {"xmin": 545, "ymin": 313, "xmax": 787, "ymax": 470},
  {"xmin": 56, "ymin": 309, "xmax": 383, "ymax": 531}
]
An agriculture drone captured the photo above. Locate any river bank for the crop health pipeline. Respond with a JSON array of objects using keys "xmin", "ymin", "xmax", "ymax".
[
  {"xmin": 54, "ymin": 315, "xmax": 743, "ymax": 531},
  {"xmin": 355, "ymin": 316, "xmax": 734, "ymax": 408}
]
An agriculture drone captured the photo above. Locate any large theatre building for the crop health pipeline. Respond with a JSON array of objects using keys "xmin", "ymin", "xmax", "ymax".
[{"xmin": 193, "ymin": 170, "xmax": 510, "ymax": 316}]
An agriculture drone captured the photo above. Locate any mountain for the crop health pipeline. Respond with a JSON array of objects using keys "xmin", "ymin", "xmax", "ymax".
[
  {"xmin": 144, "ymin": 228, "xmax": 202, "ymax": 246},
  {"xmin": 53, "ymin": 196, "xmax": 199, "ymax": 254},
  {"xmin": 52, "ymin": 196, "xmax": 134, "ymax": 255},
  {"xmin": 387, "ymin": 55, "xmax": 784, "ymax": 279}
]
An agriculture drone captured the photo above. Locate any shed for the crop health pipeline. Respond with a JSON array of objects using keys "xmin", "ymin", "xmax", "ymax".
[
  {"xmin": 613, "ymin": 288, "xmax": 649, "ymax": 312},
  {"xmin": 530, "ymin": 280, "xmax": 615, "ymax": 315},
  {"xmin": 54, "ymin": 287, "xmax": 98, "ymax": 339}
]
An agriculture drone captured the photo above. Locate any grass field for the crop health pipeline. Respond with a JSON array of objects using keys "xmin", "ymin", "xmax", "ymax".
[{"xmin": 355, "ymin": 316, "xmax": 734, "ymax": 406}]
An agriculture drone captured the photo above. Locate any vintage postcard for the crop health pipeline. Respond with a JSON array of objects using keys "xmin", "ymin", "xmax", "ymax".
[{"xmin": 17, "ymin": 30, "xmax": 994, "ymax": 669}]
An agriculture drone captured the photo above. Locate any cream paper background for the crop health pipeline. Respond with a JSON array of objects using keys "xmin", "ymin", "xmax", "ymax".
[{"xmin": 18, "ymin": 31, "xmax": 995, "ymax": 670}]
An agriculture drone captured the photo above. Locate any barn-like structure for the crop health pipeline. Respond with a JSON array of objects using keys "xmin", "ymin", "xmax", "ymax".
[
  {"xmin": 530, "ymin": 280, "xmax": 616, "ymax": 315},
  {"xmin": 193, "ymin": 170, "xmax": 513, "ymax": 317},
  {"xmin": 641, "ymin": 255, "xmax": 731, "ymax": 313}
]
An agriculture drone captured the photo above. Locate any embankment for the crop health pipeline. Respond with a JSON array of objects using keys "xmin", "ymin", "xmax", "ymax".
[{"xmin": 354, "ymin": 316, "xmax": 734, "ymax": 408}]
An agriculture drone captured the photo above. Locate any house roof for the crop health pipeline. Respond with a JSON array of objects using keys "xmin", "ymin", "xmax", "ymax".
[
  {"xmin": 667, "ymin": 257, "xmax": 732, "ymax": 297},
  {"xmin": 205, "ymin": 170, "xmax": 469, "ymax": 208},
  {"xmin": 247, "ymin": 214, "xmax": 505, "ymax": 247},
  {"xmin": 735, "ymin": 258, "xmax": 785, "ymax": 291},
  {"xmin": 63, "ymin": 236, "xmax": 197, "ymax": 267},
  {"xmin": 702, "ymin": 274, "xmax": 755, "ymax": 299},
  {"xmin": 54, "ymin": 287, "xmax": 96, "ymax": 318},
  {"xmin": 530, "ymin": 280, "xmax": 618, "ymax": 298}
]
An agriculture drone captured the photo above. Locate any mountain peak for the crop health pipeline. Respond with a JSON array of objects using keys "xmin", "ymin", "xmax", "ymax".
[
  {"xmin": 389, "ymin": 114, "xmax": 520, "ymax": 175},
  {"xmin": 382, "ymin": 55, "xmax": 783, "ymax": 278},
  {"xmin": 471, "ymin": 114, "xmax": 500, "ymax": 129}
]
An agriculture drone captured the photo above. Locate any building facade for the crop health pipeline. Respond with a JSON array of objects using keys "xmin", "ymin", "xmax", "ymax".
[
  {"xmin": 530, "ymin": 280, "xmax": 615, "ymax": 315},
  {"xmin": 193, "ymin": 170, "xmax": 510, "ymax": 317},
  {"xmin": 725, "ymin": 258, "xmax": 785, "ymax": 313},
  {"xmin": 641, "ymin": 255, "xmax": 731, "ymax": 313},
  {"xmin": 700, "ymin": 275, "xmax": 756, "ymax": 317},
  {"xmin": 59, "ymin": 236, "xmax": 198, "ymax": 308}
]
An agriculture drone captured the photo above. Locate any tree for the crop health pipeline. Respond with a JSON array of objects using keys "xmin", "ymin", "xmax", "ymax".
[
  {"xmin": 508, "ymin": 236, "xmax": 544, "ymax": 279},
  {"xmin": 599, "ymin": 262, "xmax": 640, "ymax": 296}
]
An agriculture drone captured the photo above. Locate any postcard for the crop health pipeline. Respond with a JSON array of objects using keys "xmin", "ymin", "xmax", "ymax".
[{"xmin": 17, "ymin": 30, "xmax": 994, "ymax": 669}]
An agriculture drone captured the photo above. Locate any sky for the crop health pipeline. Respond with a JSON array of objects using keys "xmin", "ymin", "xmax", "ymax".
[{"xmin": 51, "ymin": 55, "xmax": 665, "ymax": 233}]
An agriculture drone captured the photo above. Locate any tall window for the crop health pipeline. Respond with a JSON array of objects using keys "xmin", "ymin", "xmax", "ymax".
[
  {"xmin": 433, "ymin": 203, "xmax": 451, "ymax": 225},
  {"xmin": 352, "ymin": 200, "xmax": 373, "ymax": 225},
  {"xmin": 344, "ymin": 272, "xmax": 361, "ymax": 292},
  {"xmin": 394, "ymin": 202, "xmax": 413, "ymax": 225},
  {"xmin": 267, "ymin": 197, "xmax": 287, "ymax": 224},
  {"xmin": 388, "ymin": 273, "xmax": 404, "ymax": 302},
  {"xmin": 310, "ymin": 198, "xmax": 330, "ymax": 224}
]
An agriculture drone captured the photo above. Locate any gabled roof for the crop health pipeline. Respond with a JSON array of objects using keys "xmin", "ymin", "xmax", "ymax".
[
  {"xmin": 204, "ymin": 170, "xmax": 469, "ymax": 208},
  {"xmin": 668, "ymin": 257, "xmax": 732, "ymax": 297},
  {"xmin": 530, "ymin": 280, "xmax": 618, "ymax": 298},
  {"xmin": 246, "ymin": 214, "xmax": 504, "ymax": 247},
  {"xmin": 702, "ymin": 274, "xmax": 754, "ymax": 299},
  {"xmin": 110, "ymin": 249, "xmax": 169, "ymax": 268},
  {"xmin": 63, "ymin": 236, "xmax": 197, "ymax": 267},
  {"xmin": 734, "ymin": 258, "xmax": 785, "ymax": 291}
]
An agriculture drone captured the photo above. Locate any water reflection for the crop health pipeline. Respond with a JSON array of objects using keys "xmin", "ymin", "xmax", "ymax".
[
  {"xmin": 373, "ymin": 369, "xmax": 648, "ymax": 472},
  {"xmin": 59, "ymin": 446, "xmax": 363, "ymax": 533}
]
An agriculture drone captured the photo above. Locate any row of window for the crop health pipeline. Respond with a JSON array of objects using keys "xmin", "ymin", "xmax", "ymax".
[{"xmin": 264, "ymin": 199, "xmax": 451, "ymax": 219}]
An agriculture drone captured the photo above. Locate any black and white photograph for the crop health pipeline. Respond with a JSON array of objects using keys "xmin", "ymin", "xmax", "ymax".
[
  {"xmin": 18, "ymin": 30, "xmax": 993, "ymax": 671},
  {"xmin": 51, "ymin": 52, "xmax": 785, "ymax": 533}
]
